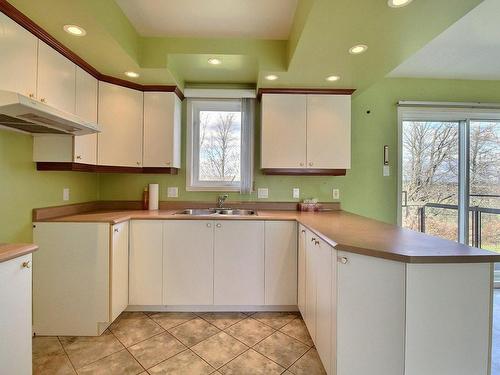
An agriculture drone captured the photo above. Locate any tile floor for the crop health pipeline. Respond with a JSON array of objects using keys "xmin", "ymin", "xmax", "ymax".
[{"xmin": 32, "ymin": 311, "xmax": 326, "ymax": 375}]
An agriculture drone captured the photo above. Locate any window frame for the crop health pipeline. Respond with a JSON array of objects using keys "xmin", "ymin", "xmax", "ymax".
[{"xmin": 186, "ymin": 98, "xmax": 243, "ymax": 191}]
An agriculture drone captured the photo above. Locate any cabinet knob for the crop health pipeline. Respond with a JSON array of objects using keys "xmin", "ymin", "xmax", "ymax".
[
  {"xmin": 309, "ymin": 162, "xmax": 313, "ymax": 167},
  {"xmin": 165, "ymin": 161, "xmax": 171, "ymax": 165},
  {"xmin": 136, "ymin": 162, "xmax": 141, "ymax": 166},
  {"xmin": 22, "ymin": 261, "xmax": 31, "ymax": 269},
  {"xmin": 114, "ymin": 228, "xmax": 119, "ymax": 233},
  {"xmin": 216, "ymin": 223, "xmax": 222, "ymax": 228},
  {"xmin": 311, "ymin": 237, "xmax": 316, "ymax": 242},
  {"xmin": 314, "ymin": 240, "xmax": 320, "ymax": 246},
  {"xmin": 206, "ymin": 223, "xmax": 212, "ymax": 228},
  {"xmin": 301, "ymin": 229, "xmax": 306, "ymax": 234},
  {"xmin": 76, "ymin": 155, "xmax": 82, "ymax": 160},
  {"xmin": 299, "ymin": 162, "xmax": 304, "ymax": 167},
  {"xmin": 40, "ymin": 98, "xmax": 46, "ymax": 103},
  {"xmin": 338, "ymin": 256, "xmax": 348, "ymax": 264},
  {"xmin": 29, "ymin": 93, "xmax": 35, "ymax": 99}
]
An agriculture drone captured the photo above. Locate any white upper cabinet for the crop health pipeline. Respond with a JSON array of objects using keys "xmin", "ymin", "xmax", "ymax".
[
  {"xmin": 306, "ymin": 95, "xmax": 351, "ymax": 169},
  {"xmin": 0, "ymin": 12, "xmax": 37, "ymax": 96},
  {"xmin": 261, "ymin": 94, "xmax": 307, "ymax": 168},
  {"xmin": 261, "ymin": 93, "xmax": 351, "ymax": 170},
  {"xmin": 98, "ymin": 82, "xmax": 143, "ymax": 167},
  {"xmin": 37, "ymin": 41, "xmax": 76, "ymax": 114},
  {"xmin": 74, "ymin": 67, "xmax": 98, "ymax": 164},
  {"xmin": 143, "ymin": 92, "xmax": 181, "ymax": 168}
]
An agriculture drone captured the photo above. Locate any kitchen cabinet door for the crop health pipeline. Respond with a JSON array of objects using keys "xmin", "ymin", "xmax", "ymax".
[
  {"xmin": 98, "ymin": 82, "xmax": 143, "ymax": 167},
  {"xmin": 214, "ymin": 221, "xmax": 265, "ymax": 305},
  {"xmin": 74, "ymin": 66, "xmax": 98, "ymax": 164},
  {"xmin": 37, "ymin": 41, "xmax": 76, "ymax": 114},
  {"xmin": 110, "ymin": 222, "xmax": 129, "ymax": 321},
  {"xmin": 264, "ymin": 221, "xmax": 297, "ymax": 305},
  {"xmin": 163, "ymin": 220, "xmax": 214, "ymax": 305},
  {"xmin": 336, "ymin": 251, "xmax": 405, "ymax": 375},
  {"xmin": 143, "ymin": 92, "xmax": 181, "ymax": 168},
  {"xmin": 297, "ymin": 225, "xmax": 307, "ymax": 315},
  {"xmin": 306, "ymin": 95, "xmax": 351, "ymax": 169},
  {"xmin": 0, "ymin": 254, "xmax": 32, "ymax": 375},
  {"xmin": 129, "ymin": 220, "xmax": 163, "ymax": 305},
  {"xmin": 0, "ymin": 12, "xmax": 37, "ymax": 97},
  {"xmin": 304, "ymin": 230, "xmax": 317, "ymax": 343},
  {"xmin": 261, "ymin": 94, "xmax": 307, "ymax": 168}
]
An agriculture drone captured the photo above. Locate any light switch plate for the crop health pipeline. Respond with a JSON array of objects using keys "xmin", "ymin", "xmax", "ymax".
[
  {"xmin": 167, "ymin": 187, "xmax": 178, "ymax": 198},
  {"xmin": 258, "ymin": 188, "xmax": 269, "ymax": 199},
  {"xmin": 332, "ymin": 188, "xmax": 340, "ymax": 200},
  {"xmin": 293, "ymin": 188, "xmax": 300, "ymax": 199},
  {"xmin": 383, "ymin": 165, "xmax": 390, "ymax": 177},
  {"xmin": 63, "ymin": 187, "xmax": 70, "ymax": 201}
]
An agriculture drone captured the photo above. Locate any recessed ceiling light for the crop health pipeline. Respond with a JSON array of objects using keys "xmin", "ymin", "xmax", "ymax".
[
  {"xmin": 326, "ymin": 75, "xmax": 340, "ymax": 82},
  {"xmin": 63, "ymin": 24, "xmax": 86, "ymax": 36},
  {"xmin": 208, "ymin": 58, "xmax": 222, "ymax": 65},
  {"xmin": 265, "ymin": 74, "xmax": 279, "ymax": 81},
  {"xmin": 349, "ymin": 44, "xmax": 368, "ymax": 55},
  {"xmin": 388, "ymin": 0, "xmax": 413, "ymax": 7},
  {"xmin": 124, "ymin": 71, "xmax": 140, "ymax": 78}
]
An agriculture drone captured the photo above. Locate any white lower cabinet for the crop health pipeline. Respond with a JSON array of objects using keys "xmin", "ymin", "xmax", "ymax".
[
  {"xmin": 264, "ymin": 221, "xmax": 297, "ymax": 305},
  {"xmin": 129, "ymin": 220, "xmax": 163, "ymax": 306},
  {"xmin": 0, "ymin": 254, "xmax": 32, "ymax": 375},
  {"xmin": 214, "ymin": 221, "xmax": 265, "ymax": 305},
  {"xmin": 163, "ymin": 220, "xmax": 214, "ymax": 305},
  {"xmin": 33, "ymin": 222, "xmax": 126, "ymax": 336}
]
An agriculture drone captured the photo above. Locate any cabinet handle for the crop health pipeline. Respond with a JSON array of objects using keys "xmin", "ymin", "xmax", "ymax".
[
  {"xmin": 76, "ymin": 155, "xmax": 82, "ymax": 160},
  {"xmin": 216, "ymin": 223, "xmax": 222, "ymax": 228},
  {"xmin": 314, "ymin": 240, "xmax": 320, "ymax": 246},
  {"xmin": 309, "ymin": 162, "xmax": 313, "ymax": 167},
  {"xmin": 114, "ymin": 228, "xmax": 119, "ymax": 233},
  {"xmin": 311, "ymin": 237, "xmax": 316, "ymax": 242},
  {"xmin": 301, "ymin": 229, "xmax": 306, "ymax": 234},
  {"xmin": 338, "ymin": 256, "xmax": 348, "ymax": 264},
  {"xmin": 22, "ymin": 261, "xmax": 31, "ymax": 269},
  {"xmin": 206, "ymin": 223, "xmax": 212, "ymax": 228},
  {"xmin": 40, "ymin": 98, "xmax": 46, "ymax": 103}
]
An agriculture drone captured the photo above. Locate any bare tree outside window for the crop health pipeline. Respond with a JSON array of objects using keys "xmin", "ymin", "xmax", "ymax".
[{"xmin": 198, "ymin": 110, "xmax": 241, "ymax": 182}]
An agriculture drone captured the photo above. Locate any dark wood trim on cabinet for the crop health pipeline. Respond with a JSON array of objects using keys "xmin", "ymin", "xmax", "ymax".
[
  {"xmin": 0, "ymin": 0, "xmax": 184, "ymax": 100},
  {"xmin": 36, "ymin": 162, "xmax": 179, "ymax": 174},
  {"xmin": 261, "ymin": 168, "xmax": 347, "ymax": 176},
  {"xmin": 257, "ymin": 88, "xmax": 356, "ymax": 100}
]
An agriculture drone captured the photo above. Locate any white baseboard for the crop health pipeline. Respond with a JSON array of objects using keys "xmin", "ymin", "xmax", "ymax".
[{"xmin": 126, "ymin": 305, "xmax": 299, "ymax": 313}]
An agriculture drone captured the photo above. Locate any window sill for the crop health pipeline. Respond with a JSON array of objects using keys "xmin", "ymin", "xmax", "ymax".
[{"xmin": 186, "ymin": 185, "xmax": 241, "ymax": 192}]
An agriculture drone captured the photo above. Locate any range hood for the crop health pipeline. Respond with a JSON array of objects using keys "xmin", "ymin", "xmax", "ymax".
[{"xmin": 0, "ymin": 91, "xmax": 99, "ymax": 135}]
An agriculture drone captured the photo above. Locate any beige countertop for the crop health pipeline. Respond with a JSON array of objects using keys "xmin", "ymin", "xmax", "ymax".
[
  {"xmin": 35, "ymin": 209, "xmax": 500, "ymax": 264},
  {"xmin": 0, "ymin": 243, "xmax": 38, "ymax": 263}
]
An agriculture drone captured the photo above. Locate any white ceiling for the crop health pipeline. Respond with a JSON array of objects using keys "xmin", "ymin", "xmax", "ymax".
[
  {"xmin": 115, "ymin": 0, "xmax": 298, "ymax": 39},
  {"xmin": 388, "ymin": 0, "xmax": 500, "ymax": 80}
]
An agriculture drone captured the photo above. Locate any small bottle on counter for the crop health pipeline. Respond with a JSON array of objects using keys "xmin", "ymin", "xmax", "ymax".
[{"xmin": 142, "ymin": 187, "xmax": 149, "ymax": 210}]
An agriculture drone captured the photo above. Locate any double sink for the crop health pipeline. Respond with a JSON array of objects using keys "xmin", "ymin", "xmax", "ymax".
[{"xmin": 175, "ymin": 208, "xmax": 256, "ymax": 216}]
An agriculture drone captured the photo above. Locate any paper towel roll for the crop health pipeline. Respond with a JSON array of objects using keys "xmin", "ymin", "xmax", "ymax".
[{"xmin": 148, "ymin": 183, "xmax": 159, "ymax": 210}]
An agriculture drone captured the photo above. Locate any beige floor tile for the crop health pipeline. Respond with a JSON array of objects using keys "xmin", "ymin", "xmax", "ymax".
[
  {"xmin": 109, "ymin": 313, "xmax": 164, "ymax": 347},
  {"xmin": 33, "ymin": 337, "xmax": 76, "ymax": 375},
  {"xmin": 198, "ymin": 312, "xmax": 247, "ymax": 330},
  {"xmin": 219, "ymin": 349, "xmax": 285, "ymax": 375},
  {"xmin": 33, "ymin": 336, "xmax": 66, "ymax": 358},
  {"xmin": 191, "ymin": 332, "xmax": 248, "ymax": 369},
  {"xmin": 224, "ymin": 318, "xmax": 275, "ymax": 347},
  {"xmin": 76, "ymin": 349, "xmax": 143, "ymax": 375},
  {"xmin": 168, "ymin": 317, "xmax": 220, "ymax": 347},
  {"xmin": 251, "ymin": 312, "xmax": 299, "ymax": 329},
  {"xmin": 148, "ymin": 349, "xmax": 215, "ymax": 375},
  {"xmin": 279, "ymin": 318, "xmax": 314, "ymax": 346},
  {"xmin": 288, "ymin": 348, "xmax": 326, "ymax": 375},
  {"xmin": 128, "ymin": 331, "xmax": 186, "ymax": 369},
  {"xmin": 253, "ymin": 331, "xmax": 309, "ymax": 368},
  {"xmin": 149, "ymin": 312, "xmax": 197, "ymax": 330},
  {"xmin": 59, "ymin": 330, "xmax": 124, "ymax": 369}
]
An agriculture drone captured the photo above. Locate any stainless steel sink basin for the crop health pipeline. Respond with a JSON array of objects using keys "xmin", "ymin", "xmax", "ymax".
[{"xmin": 175, "ymin": 208, "xmax": 256, "ymax": 216}]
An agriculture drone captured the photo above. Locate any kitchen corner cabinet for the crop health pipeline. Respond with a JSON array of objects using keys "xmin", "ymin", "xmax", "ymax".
[
  {"xmin": 98, "ymin": 82, "xmax": 143, "ymax": 167},
  {"xmin": 33, "ymin": 222, "xmax": 128, "ymax": 336},
  {"xmin": 37, "ymin": 41, "xmax": 76, "ymax": 114},
  {"xmin": 261, "ymin": 93, "xmax": 351, "ymax": 171},
  {"xmin": 0, "ymin": 12, "xmax": 37, "ymax": 97},
  {"xmin": 264, "ymin": 221, "xmax": 297, "ymax": 305},
  {"xmin": 0, "ymin": 254, "xmax": 32, "ymax": 375},
  {"xmin": 144, "ymin": 92, "xmax": 182, "ymax": 168}
]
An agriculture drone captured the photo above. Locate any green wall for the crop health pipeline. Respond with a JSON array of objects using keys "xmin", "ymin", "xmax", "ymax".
[
  {"xmin": 99, "ymin": 78, "xmax": 500, "ymax": 225},
  {"xmin": 0, "ymin": 130, "xmax": 99, "ymax": 242},
  {"xmin": 3, "ymin": 77, "xmax": 500, "ymax": 244}
]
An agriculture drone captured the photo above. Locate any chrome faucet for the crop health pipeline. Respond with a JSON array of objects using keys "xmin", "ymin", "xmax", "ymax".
[{"xmin": 217, "ymin": 194, "xmax": 228, "ymax": 208}]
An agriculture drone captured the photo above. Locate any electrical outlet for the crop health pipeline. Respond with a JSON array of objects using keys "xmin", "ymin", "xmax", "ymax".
[
  {"xmin": 383, "ymin": 165, "xmax": 390, "ymax": 177},
  {"xmin": 63, "ymin": 187, "xmax": 70, "ymax": 201},
  {"xmin": 258, "ymin": 188, "xmax": 269, "ymax": 199},
  {"xmin": 332, "ymin": 188, "xmax": 340, "ymax": 200},
  {"xmin": 293, "ymin": 188, "xmax": 300, "ymax": 199},
  {"xmin": 167, "ymin": 187, "xmax": 178, "ymax": 198}
]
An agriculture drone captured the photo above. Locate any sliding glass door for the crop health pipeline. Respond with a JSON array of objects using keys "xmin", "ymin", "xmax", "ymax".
[{"xmin": 399, "ymin": 106, "xmax": 500, "ymax": 286}]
